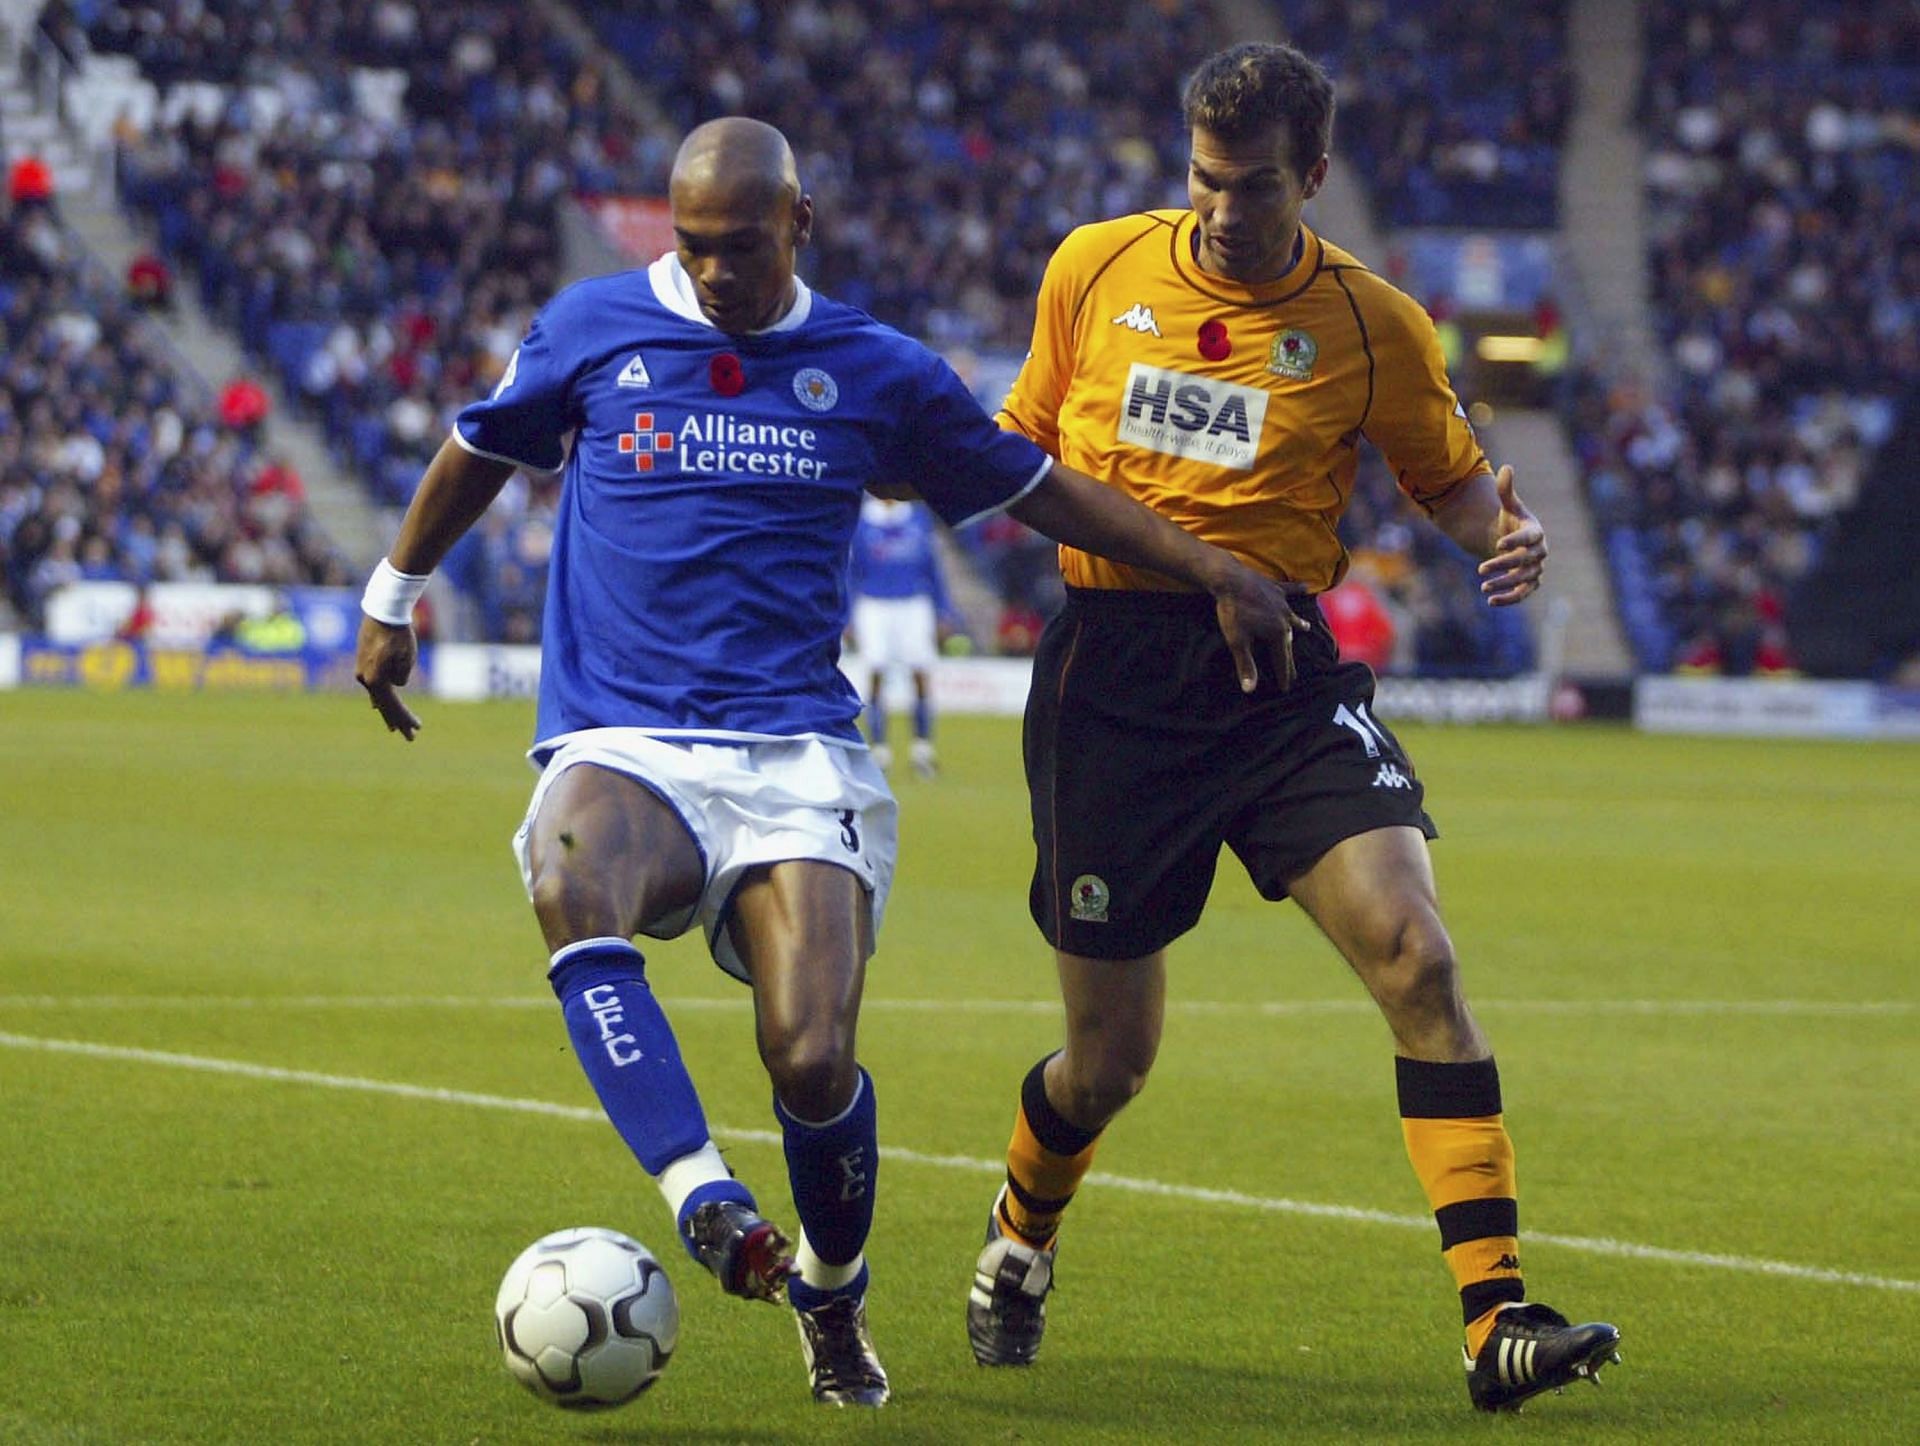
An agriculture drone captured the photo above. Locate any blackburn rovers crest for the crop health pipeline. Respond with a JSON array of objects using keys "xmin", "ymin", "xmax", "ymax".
[
  {"xmin": 1069, "ymin": 874, "xmax": 1110, "ymax": 923},
  {"xmin": 1268, "ymin": 328, "xmax": 1318, "ymax": 381}
]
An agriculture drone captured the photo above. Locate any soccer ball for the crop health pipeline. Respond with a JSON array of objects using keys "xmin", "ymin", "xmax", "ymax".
[{"xmin": 494, "ymin": 1227, "xmax": 678, "ymax": 1409}]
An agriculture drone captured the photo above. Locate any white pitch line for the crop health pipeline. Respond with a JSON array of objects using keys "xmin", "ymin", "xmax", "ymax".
[
  {"xmin": 0, "ymin": 995, "xmax": 1910, "ymax": 1018},
  {"xmin": 3, "ymin": 1029, "xmax": 1915, "ymax": 1297}
]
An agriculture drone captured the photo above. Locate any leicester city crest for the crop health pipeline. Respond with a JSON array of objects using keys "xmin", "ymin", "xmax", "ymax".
[
  {"xmin": 1268, "ymin": 328, "xmax": 1318, "ymax": 381},
  {"xmin": 792, "ymin": 367, "xmax": 839, "ymax": 412}
]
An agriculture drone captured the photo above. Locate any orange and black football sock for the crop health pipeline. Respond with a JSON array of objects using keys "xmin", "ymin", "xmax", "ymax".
[
  {"xmin": 999, "ymin": 1053, "xmax": 1102, "ymax": 1249},
  {"xmin": 1396, "ymin": 1056, "xmax": 1524, "ymax": 1358}
]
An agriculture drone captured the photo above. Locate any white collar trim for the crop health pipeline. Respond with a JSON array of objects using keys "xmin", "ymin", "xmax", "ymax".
[{"xmin": 646, "ymin": 252, "xmax": 813, "ymax": 334}]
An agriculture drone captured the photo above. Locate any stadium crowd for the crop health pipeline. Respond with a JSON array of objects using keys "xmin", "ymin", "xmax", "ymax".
[
  {"xmin": 1278, "ymin": 0, "xmax": 1573, "ymax": 229},
  {"xmin": 23, "ymin": 0, "xmax": 1560, "ymax": 671},
  {"xmin": 1570, "ymin": 0, "xmax": 1917, "ymax": 673},
  {"xmin": 577, "ymin": 0, "xmax": 1218, "ymax": 351},
  {"xmin": 0, "ymin": 190, "xmax": 343, "ymax": 632},
  {"xmin": 40, "ymin": 0, "xmax": 674, "ymax": 637},
  {"xmin": 577, "ymin": 0, "xmax": 1537, "ymax": 671}
]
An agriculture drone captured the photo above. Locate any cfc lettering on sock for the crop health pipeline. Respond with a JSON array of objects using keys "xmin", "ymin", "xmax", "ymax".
[
  {"xmin": 837, "ymin": 1147, "xmax": 869, "ymax": 1202},
  {"xmin": 582, "ymin": 983, "xmax": 644, "ymax": 1066}
]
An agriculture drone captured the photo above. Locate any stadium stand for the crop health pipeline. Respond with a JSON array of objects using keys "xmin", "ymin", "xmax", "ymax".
[
  {"xmin": 573, "ymin": 0, "xmax": 1533, "ymax": 673},
  {"xmin": 40, "ymin": 0, "xmax": 677, "ymax": 638},
  {"xmin": 1569, "ymin": 0, "xmax": 1918, "ymax": 675},
  {"xmin": 0, "ymin": 189, "xmax": 344, "ymax": 631},
  {"xmin": 1277, "ymin": 0, "xmax": 1573, "ymax": 229},
  {"xmin": 27, "ymin": 0, "xmax": 1537, "ymax": 671},
  {"xmin": 574, "ymin": 0, "xmax": 1217, "ymax": 351}
]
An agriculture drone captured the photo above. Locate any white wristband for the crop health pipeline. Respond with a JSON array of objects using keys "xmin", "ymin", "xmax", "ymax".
[{"xmin": 361, "ymin": 557, "xmax": 431, "ymax": 626}]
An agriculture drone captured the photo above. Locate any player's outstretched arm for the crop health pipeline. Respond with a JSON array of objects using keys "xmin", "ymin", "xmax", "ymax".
[
  {"xmin": 1428, "ymin": 464, "xmax": 1548, "ymax": 607},
  {"xmin": 354, "ymin": 436, "xmax": 517, "ymax": 740},
  {"xmin": 1009, "ymin": 462, "xmax": 1311, "ymax": 691}
]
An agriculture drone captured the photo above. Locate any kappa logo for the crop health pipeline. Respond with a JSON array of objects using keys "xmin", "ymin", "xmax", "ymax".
[
  {"xmin": 615, "ymin": 353, "xmax": 652, "ymax": 388},
  {"xmin": 1069, "ymin": 873, "xmax": 1110, "ymax": 923},
  {"xmin": 1111, "ymin": 302, "xmax": 1163, "ymax": 337},
  {"xmin": 1492, "ymin": 1254, "xmax": 1521, "ymax": 1271},
  {"xmin": 1372, "ymin": 763, "xmax": 1412, "ymax": 790},
  {"xmin": 1115, "ymin": 362, "xmax": 1269, "ymax": 471}
]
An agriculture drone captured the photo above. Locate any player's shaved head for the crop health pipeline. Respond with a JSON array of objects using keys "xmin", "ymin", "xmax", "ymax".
[
  {"xmin": 668, "ymin": 117, "xmax": 814, "ymax": 334},
  {"xmin": 671, "ymin": 117, "xmax": 800, "ymax": 209}
]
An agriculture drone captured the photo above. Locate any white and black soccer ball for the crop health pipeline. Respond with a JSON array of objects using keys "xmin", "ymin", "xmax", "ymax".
[{"xmin": 494, "ymin": 1227, "xmax": 678, "ymax": 1409}]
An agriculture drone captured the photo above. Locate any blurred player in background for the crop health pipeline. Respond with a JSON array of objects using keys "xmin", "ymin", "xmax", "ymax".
[
  {"xmin": 849, "ymin": 495, "xmax": 955, "ymax": 777},
  {"xmin": 354, "ymin": 117, "xmax": 1307, "ymax": 1410},
  {"xmin": 965, "ymin": 43, "xmax": 1621, "ymax": 1413}
]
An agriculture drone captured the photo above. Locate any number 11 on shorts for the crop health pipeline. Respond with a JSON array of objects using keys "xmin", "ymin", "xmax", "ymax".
[{"xmin": 1333, "ymin": 701, "xmax": 1392, "ymax": 758}]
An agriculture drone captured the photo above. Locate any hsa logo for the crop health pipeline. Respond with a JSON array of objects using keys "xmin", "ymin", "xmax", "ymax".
[{"xmin": 1115, "ymin": 363, "xmax": 1269, "ymax": 470}]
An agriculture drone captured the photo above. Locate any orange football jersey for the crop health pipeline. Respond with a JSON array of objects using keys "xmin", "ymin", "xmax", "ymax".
[{"xmin": 999, "ymin": 211, "xmax": 1490, "ymax": 592}]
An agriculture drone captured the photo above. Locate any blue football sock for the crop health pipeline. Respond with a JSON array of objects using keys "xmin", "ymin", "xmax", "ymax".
[
  {"xmin": 776, "ymin": 1066, "xmax": 878, "ymax": 1272},
  {"xmin": 912, "ymin": 696, "xmax": 932, "ymax": 740},
  {"xmin": 866, "ymin": 698, "xmax": 888, "ymax": 746},
  {"xmin": 549, "ymin": 938, "xmax": 712, "ymax": 1178}
]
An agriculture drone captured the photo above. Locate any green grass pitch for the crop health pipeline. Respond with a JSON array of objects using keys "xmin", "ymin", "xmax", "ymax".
[{"xmin": 1, "ymin": 689, "xmax": 1914, "ymax": 1443}]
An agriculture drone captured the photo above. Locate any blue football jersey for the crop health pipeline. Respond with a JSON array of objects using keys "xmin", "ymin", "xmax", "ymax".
[
  {"xmin": 850, "ymin": 499, "xmax": 952, "ymax": 610},
  {"xmin": 455, "ymin": 254, "xmax": 1048, "ymax": 756}
]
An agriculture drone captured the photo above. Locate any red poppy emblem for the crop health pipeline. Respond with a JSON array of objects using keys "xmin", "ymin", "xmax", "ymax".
[
  {"xmin": 710, "ymin": 353, "xmax": 745, "ymax": 396},
  {"xmin": 1197, "ymin": 320, "xmax": 1231, "ymax": 361}
]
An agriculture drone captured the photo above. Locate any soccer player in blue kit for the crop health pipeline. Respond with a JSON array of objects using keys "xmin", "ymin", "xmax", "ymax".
[
  {"xmin": 354, "ymin": 118, "xmax": 1308, "ymax": 1408},
  {"xmin": 849, "ymin": 496, "xmax": 954, "ymax": 776}
]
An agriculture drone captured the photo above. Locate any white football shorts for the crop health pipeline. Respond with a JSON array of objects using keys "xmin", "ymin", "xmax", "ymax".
[
  {"xmin": 513, "ymin": 730, "xmax": 898, "ymax": 983},
  {"xmin": 852, "ymin": 595, "xmax": 938, "ymax": 673}
]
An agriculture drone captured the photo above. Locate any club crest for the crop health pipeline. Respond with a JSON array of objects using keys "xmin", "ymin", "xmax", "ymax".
[
  {"xmin": 1069, "ymin": 874, "xmax": 1110, "ymax": 923},
  {"xmin": 793, "ymin": 367, "xmax": 839, "ymax": 412},
  {"xmin": 1268, "ymin": 328, "xmax": 1318, "ymax": 381}
]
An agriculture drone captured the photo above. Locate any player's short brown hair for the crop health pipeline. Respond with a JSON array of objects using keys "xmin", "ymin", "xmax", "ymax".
[{"xmin": 1181, "ymin": 42, "xmax": 1334, "ymax": 180}]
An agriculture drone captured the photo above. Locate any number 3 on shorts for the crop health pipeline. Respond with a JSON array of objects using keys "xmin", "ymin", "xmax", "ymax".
[
  {"xmin": 837, "ymin": 808, "xmax": 861, "ymax": 852},
  {"xmin": 1332, "ymin": 701, "xmax": 1393, "ymax": 758}
]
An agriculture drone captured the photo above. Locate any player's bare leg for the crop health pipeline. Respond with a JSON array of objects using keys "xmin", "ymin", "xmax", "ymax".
[
  {"xmin": 527, "ymin": 765, "xmax": 795, "ymax": 1305},
  {"xmin": 971, "ymin": 949, "xmax": 1165, "ymax": 1365},
  {"xmin": 525, "ymin": 764, "xmax": 704, "ymax": 953},
  {"xmin": 732, "ymin": 862, "xmax": 889, "ymax": 1406},
  {"xmin": 1289, "ymin": 826, "xmax": 1620, "ymax": 1409}
]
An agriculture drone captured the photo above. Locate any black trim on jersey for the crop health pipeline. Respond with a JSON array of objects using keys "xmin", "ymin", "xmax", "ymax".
[
  {"xmin": 1413, "ymin": 466, "xmax": 1492, "ymax": 519},
  {"xmin": 1067, "ymin": 214, "xmax": 1177, "ymax": 336},
  {"xmin": 1330, "ymin": 266, "xmax": 1376, "ymax": 442},
  {"xmin": 1168, "ymin": 215, "xmax": 1326, "ymax": 309},
  {"xmin": 1328, "ymin": 265, "xmax": 1491, "ymax": 513}
]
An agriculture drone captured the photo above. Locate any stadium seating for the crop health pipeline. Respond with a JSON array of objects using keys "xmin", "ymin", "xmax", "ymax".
[
  {"xmin": 1570, "ymin": 0, "xmax": 1917, "ymax": 675},
  {"xmin": 37, "ymin": 0, "xmax": 1531, "ymax": 671},
  {"xmin": 1277, "ymin": 0, "xmax": 1573, "ymax": 229},
  {"xmin": 0, "ymin": 194, "xmax": 343, "ymax": 630},
  {"xmin": 573, "ymin": 0, "xmax": 1219, "ymax": 350},
  {"xmin": 54, "ymin": 0, "xmax": 676, "ymax": 640}
]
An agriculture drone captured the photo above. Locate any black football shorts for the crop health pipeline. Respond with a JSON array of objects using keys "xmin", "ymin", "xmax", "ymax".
[{"xmin": 1025, "ymin": 586, "xmax": 1437, "ymax": 960}]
